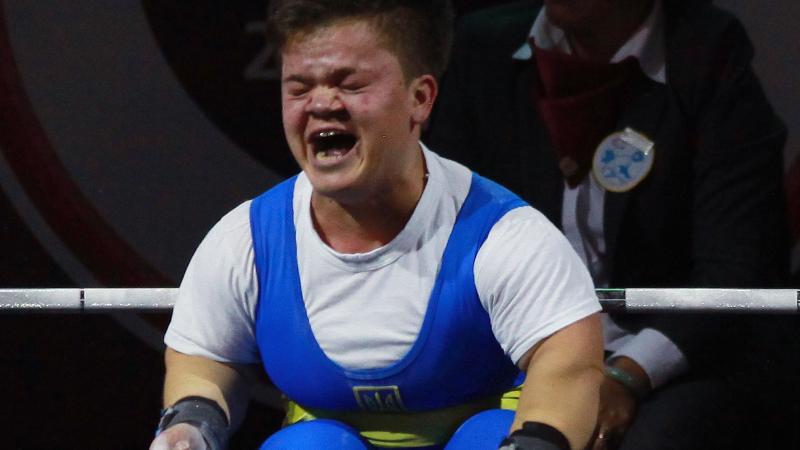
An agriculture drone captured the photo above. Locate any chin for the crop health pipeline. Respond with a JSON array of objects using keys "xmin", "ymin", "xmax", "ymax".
[
  {"xmin": 546, "ymin": 8, "xmax": 575, "ymax": 29},
  {"xmin": 307, "ymin": 172, "xmax": 359, "ymax": 199},
  {"xmin": 544, "ymin": 1, "xmax": 592, "ymax": 31}
]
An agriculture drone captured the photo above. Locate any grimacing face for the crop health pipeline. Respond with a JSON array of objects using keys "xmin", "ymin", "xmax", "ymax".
[{"xmin": 280, "ymin": 19, "xmax": 434, "ymax": 204}]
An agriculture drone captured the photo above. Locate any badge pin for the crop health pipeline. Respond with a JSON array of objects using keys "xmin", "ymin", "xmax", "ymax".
[{"xmin": 593, "ymin": 127, "xmax": 655, "ymax": 192}]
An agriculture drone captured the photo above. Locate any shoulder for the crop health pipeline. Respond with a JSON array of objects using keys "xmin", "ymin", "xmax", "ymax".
[
  {"xmin": 476, "ymin": 204, "xmax": 591, "ymax": 288},
  {"xmin": 663, "ymin": 1, "xmax": 784, "ymax": 138},
  {"xmin": 664, "ymin": 1, "xmax": 756, "ymax": 96},
  {"xmin": 484, "ymin": 205, "xmax": 556, "ymax": 247},
  {"xmin": 664, "ymin": 0, "xmax": 750, "ymax": 45},
  {"xmin": 194, "ymin": 200, "xmax": 254, "ymax": 264},
  {"xmin": 477, "ymin": 205, "xmax": 567, "ymax": 271},
  {"xmin": 665, "ymin": 1, "xmax": 755, "ymax": 61},
  {"xmin": 211, "ymin": 200, "xmax": 252, "ymax": 234},
  {"xmin": 206, "ymin": 200, "xmax": 252, "ymax": 239}
]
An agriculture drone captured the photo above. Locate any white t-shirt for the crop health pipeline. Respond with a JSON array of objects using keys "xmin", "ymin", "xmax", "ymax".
[{"xmin": 165, "ymin": 146, "xmax": 600, "ymax": 370}]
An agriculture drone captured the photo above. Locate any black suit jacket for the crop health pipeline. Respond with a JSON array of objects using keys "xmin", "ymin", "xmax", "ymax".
[{"xmin": 426, "ymin": 0, "xmax": 790, "ymax": 375}]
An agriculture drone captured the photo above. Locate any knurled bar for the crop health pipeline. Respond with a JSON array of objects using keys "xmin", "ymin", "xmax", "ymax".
[{"xmin": 0, "ymin": 288, "xmax": 797, "ymax": 313}]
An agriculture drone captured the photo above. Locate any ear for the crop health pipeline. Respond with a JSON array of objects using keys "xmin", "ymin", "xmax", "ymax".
[{"xmin": 408, "ymin": 74, "xmax": 438, "ymax": 125}]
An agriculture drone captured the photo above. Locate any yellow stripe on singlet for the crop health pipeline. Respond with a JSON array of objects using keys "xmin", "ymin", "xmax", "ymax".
[{"xmin": 284, "ymin": 387, "xmax": 522, "ymax": 448}]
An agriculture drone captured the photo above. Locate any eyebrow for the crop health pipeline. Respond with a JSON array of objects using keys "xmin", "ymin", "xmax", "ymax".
[{"xmin": 282, "ymin": 67, "xmax": 358, "ymax": 84}]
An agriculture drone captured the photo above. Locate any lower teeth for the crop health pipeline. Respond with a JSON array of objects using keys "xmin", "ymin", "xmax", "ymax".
[{"xmin": 318, "ymin": 149, "xmax": 347, "ymax": 159}]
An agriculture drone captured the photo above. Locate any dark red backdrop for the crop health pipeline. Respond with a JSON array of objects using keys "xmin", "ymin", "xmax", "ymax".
[{"xmin": 0, "ymin": 2, "xmax": 517, "ymax": 449}]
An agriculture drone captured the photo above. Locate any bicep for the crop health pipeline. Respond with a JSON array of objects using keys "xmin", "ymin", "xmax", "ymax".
[
  {"xmin": 166, "ymin": 204, "xmax": 261, "ymax": 363},
  {"xmin": 474, "ymin": 207, "xmax": 601, "ymax": 365},
  {"xmin": 519, "ymin": 313, "xmax": 603, "ymax": 373}
]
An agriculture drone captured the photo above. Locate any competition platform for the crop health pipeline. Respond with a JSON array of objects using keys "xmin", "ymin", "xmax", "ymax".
[{"xmin": 0, "ymin": 288, "xmax": 798, "ymax": 313}]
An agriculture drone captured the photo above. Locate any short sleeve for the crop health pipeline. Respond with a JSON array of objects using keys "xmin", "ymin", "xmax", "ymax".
[
  {"xmin": 164, "ymin": 201, "xmax": 261, "ymax": 364},
  {"xmin": 475, "ymin": 206, "xmax": 601, "ymax": 364}
]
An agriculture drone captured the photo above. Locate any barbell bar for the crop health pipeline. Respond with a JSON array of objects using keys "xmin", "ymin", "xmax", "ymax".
[{"xmin": 0, "ymin": 288, "xmax": 797, "ymax": 313}]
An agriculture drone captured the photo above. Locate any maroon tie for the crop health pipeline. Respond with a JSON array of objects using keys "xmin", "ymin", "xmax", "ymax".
[{"xmin": 530, "ymin": 39, "xmax": 646, "ymax": 187}]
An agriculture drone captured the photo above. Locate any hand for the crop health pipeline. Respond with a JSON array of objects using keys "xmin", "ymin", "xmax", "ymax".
[
  {"xmin": 588, "ymin": 375, "xmax": 637, "ymax": 450},
  {"xmin": 149, "ymin": 423, "xmax": 208, "ymax": 450},
  {"xmin": 587, "ymin": 357, "xmax": 650, "ymax": 450}
]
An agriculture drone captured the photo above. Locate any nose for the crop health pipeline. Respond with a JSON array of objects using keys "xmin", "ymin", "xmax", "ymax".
[{"xmin": 305, "ymin": 88, "xmax": 343, "ymax": 116}]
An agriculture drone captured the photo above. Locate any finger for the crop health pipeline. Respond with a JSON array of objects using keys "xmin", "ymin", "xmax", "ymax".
[
  {"xmin": 591, "ymin": 431, "xmax": 608, "ymax": 450},
  {"xmin": 149, "ymin": 429, "xmax": 202, "ymax": 450},
  {"xmin": 150, "ymin": 435, "xmax": 169, "ymax": 450},
  {"xmin": 173, "ymin": 440, "xmax": 191, "ymax": 450},
  {"xmin": 584, "ymin": 428, "xmax": 599, "ymax": 450}
]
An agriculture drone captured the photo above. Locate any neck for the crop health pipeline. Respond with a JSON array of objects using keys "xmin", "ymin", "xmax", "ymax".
[
  {"xmin": 566, "ymin": 0, "xmax": 655, "ymax": 62},
  {"xmin": 310, "ymin": 149, "xmax": 427, "ymax": 254}
]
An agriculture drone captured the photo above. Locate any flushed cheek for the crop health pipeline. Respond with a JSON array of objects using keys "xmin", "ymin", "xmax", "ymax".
[
  {"xmin": 281, "ymin": 101, "xmax": 305, "ymax": 127},
  {"xmin": 282, "ymin": 109, "xmax": 306, "ymax": 144},
  {"xmin": 282, "ymin": 122, "xmax": 307, "ymax": 166},
  {"xmin": 286, "ymin": 140, "xmax": 307, "ymax": 169},
  {"xmin": 281, "ymin": 119, "xmax": 302, "ymax": 147}
]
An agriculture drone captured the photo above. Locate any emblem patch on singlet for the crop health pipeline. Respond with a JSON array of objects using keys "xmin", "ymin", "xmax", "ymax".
[{"xmin": 353, "ymin": 386, "xmax": 407, "ymax": 412}]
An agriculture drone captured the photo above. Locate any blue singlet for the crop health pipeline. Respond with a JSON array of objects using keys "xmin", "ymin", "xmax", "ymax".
[{"xmin": 250, "ymin": 172, "xmax": 526, "ymax": 420}]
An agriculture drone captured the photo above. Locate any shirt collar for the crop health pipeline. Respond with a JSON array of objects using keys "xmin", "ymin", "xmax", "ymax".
[{"xmin": 512, "ymin": 0, "xmax": 666, "ymax": 83}]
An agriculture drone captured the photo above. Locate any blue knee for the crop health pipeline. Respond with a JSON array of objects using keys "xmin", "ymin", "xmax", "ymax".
[
  {"xmin": 444, "ymin": 409, "xmax": 514, "ymax": 450},
  {"xmin": 260, "ymin": 419, "xmax": 371, "ymax": 450}
]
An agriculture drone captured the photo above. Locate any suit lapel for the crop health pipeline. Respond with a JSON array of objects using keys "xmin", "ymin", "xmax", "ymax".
[{"xmin": 604, "ymin": 79, "xmax": 670, "ymax": 272}]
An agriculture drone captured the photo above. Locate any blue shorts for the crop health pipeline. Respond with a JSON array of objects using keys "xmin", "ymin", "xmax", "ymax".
[{"xmin": 259, "ymin": 409, "xmax": 514, "ymax": 450}]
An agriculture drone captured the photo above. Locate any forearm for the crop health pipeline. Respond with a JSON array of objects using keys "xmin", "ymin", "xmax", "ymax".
[
  {"xmin": 514, "ymin": 363, "xmax": 602, "ymax": 449},
  {"xmin": 163, "ymin": 347, "xmax": 251, "ymax": 431},
  {"xmin": 513, "ymin": 314, "xmax": 604, "ymax": 449}
]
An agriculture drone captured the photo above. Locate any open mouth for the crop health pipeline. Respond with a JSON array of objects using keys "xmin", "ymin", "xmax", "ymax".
[{"xmin": 310, "ymin": 130, "xmax": 358, "ymax": 161}]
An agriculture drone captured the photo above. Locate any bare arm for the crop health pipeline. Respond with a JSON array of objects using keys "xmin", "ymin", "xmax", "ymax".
[
  {"xmin": 512, "ymin": 314, "xmax": 604, "ymax": 450},
  {"xmin": 150, "ymin": 348, "xmax": 253, "ymax": 450},
  {"xmin": 162, "ymin": 347, "xmax": 252, "ymax": 430}
]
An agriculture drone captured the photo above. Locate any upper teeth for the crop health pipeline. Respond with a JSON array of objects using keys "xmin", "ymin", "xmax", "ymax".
[{"xmin": 318, "ymin": 130, "xmax": 340, "ymax": 138}]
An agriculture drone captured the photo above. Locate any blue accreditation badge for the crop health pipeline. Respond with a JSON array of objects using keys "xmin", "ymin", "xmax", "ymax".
[{"xmin": 592, "ymin": 127, "xmax": 655, "ymax": 192}]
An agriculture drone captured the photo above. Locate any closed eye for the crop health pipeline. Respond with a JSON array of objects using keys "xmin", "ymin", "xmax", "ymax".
[
  {"xmin": 285, "ymin": 83, "xmax": 310, "ymax": 97},
  {"xmin": 341, "ymin": 83, "xmax": 367, "ymax": 93}
]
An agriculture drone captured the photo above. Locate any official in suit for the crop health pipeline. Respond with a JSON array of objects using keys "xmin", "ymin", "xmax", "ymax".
[{"xmin": 427, "ymin": 1, "xmax": 790, "ymax": 449}]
